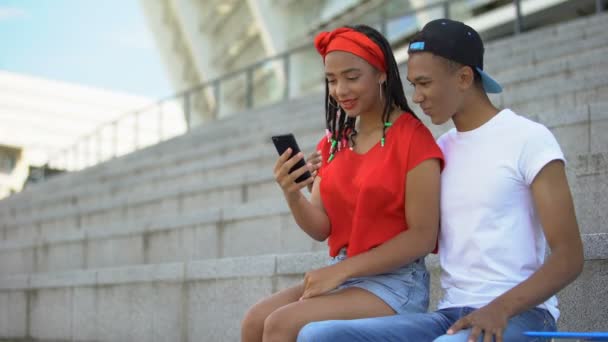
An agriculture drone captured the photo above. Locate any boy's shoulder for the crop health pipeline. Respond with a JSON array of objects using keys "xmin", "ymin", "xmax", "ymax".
[
  {"xmin": 436, "ymin": 128, "xmax": 456, "ymax": 149},
  {"xmin": 437, "ymin": 109, "xmax": 553, "ymax": 147}
]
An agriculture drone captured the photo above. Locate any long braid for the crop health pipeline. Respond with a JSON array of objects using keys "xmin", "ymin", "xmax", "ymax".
[{"xmin": 349, "ymin": 25, "xmax": 419, "ymax": 147}]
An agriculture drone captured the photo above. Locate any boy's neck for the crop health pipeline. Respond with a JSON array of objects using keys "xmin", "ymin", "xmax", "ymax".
[{"xmin": 452, "ymin": 91, "xmax": 500, "ymax": 132}]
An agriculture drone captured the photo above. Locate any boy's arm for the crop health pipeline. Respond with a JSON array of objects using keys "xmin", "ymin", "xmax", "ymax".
[{"xmin": 449, "ymin": 160, "xmax": 584, "ymax": 342}]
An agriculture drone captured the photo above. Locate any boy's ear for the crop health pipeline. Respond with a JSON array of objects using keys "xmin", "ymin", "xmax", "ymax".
[{"xmin": 457, "ymin": 65, "xmax": 476, "ymax": 90}]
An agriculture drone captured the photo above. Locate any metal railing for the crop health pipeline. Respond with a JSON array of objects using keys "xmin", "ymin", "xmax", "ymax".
[{"xmin": 45, "ymin": 0, "xmax": 604, "ymax": 173}]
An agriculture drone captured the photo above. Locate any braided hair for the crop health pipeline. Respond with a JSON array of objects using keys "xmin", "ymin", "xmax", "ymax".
[{"xmin": 324, "ymin": 25, "xmax": 418, "ymax": 162}]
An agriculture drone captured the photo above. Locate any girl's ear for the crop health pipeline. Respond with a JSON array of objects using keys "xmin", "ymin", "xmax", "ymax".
[{"xmin": 378, "ymin": 71, "xmax": 387, "ymax": 84}]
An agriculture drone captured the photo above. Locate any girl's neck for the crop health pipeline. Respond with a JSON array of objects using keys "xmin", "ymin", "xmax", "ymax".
[{"xmin": 357, "ymin": 104, "xmax": 399, "ymax": 135}]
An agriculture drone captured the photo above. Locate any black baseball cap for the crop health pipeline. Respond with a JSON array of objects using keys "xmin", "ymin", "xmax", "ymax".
[{"xmin": 408, "ymin": 19, "xmax": 502, "ymax": 93}]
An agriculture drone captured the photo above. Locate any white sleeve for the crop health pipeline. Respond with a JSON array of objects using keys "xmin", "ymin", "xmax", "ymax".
[{"xmin": 519, "ymin": 125, "xmax": 565, "ymax": 186}]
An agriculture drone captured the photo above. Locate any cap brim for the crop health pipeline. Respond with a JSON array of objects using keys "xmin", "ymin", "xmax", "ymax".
[{"xmin": 476, "ymin": 67, "xmax": 502, "ymax": 93}]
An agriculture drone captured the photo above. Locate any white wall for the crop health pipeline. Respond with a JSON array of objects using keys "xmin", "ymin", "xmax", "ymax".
[{"xmin": 0, "ymin": 70, "xmax": 186, "ymax": 197}]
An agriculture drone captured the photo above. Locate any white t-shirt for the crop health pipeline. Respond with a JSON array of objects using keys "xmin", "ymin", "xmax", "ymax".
[{"xmin": 437, "ymin": 109, "xmax": 565, "ymax": 320}]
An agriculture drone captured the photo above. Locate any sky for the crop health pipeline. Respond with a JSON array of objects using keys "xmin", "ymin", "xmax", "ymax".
[{"xmin": 0, "ymin": 0, "xmax": 172, "ymax": 98}]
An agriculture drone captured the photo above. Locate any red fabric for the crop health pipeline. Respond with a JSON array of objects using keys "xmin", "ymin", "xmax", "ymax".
[
  {"xmin": 316, "ymin": 114, "xmax": 444, "ymax": 257},
  {"xmin": 314, "ymin": 27, "xmax": 386, "ymax": 72}
]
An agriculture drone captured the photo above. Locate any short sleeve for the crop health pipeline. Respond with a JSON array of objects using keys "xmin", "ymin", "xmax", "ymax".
[
  {"xmin": 407, "ymin": 123, "xmax": 444, "ymax": 172},
  {"xmin": 316, "ymin": 137, "xmax": 330, "ymax": 178},
  {"xmin": 519, "ymin": 125, "xmax": 565, "ymax": 186}
]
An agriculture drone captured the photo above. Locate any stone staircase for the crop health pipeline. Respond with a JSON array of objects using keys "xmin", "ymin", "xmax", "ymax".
[{"xmin": 0, "ymin": 12, "xmax": 607, "ymax": 342}]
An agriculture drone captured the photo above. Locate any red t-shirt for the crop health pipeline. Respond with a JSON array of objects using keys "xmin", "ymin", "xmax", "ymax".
[{"xmin": 316, "ymin": 113, "xmax": 444, "ymax": 257}]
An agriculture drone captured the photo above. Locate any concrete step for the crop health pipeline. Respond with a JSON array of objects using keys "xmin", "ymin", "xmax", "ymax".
[
  {"xmin": 491, "ymin": 45, "xmax": 608, "ymax": 85},
  {"xmin": 485, "ymin": 11, "xmax": 608, "ymax": 59},
  {"xmin": 503, "ymin": 62, "xmax": 608, "ymax": 104},
  {"xmin": 0, "ymin": 150, "xmax": 605, "ymax": 276},
  {"xmin": 0, "ymin": 99, "xmax": 324, "ymax": 214},
  {"xmin": 4, "ymin": 96, "xmax": 321, "ymax": 198},
  {"xmin": 488, "ymin": 30, "xmax": 608, "ymax": 77},
  {"xmin": 1, "ymin": 99, "xmax": 607, "ymax": 239},
  {"xmin": 5, "ymin": 99, "xmax": 608, "ymax": 225},
  {"xmin": 0, "ymin": 241, "xmax": 605, "ymax": 341},
  {"xmin": 486, "ymin": 20, "xmax": 608, "ymax": 67},
  {"xmin": 0, "ymin": 196, "xmax": 321, "ymax": 274},
  {"xmin": 1, "ymin": 103, "xmax": 605, "ymax": 243}
]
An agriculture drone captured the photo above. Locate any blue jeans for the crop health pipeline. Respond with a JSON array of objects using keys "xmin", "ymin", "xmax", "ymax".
[{"xmin": 297, "ymin": 306, "xmax": 556, "ymax": 342}]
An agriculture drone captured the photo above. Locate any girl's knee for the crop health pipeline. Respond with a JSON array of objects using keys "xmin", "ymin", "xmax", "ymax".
[
  {"xmin": 263, "ymin": 308, "xmax": 295, "ymax": 340},
  {"xmin": 241, "ymin": 302, "xmax": 268, "ymax": 337}
]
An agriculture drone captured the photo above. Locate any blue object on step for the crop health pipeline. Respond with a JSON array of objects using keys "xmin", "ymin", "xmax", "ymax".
[{"xmin": 524, "ymin": 331, "xmax": 608, "ymax": 340}]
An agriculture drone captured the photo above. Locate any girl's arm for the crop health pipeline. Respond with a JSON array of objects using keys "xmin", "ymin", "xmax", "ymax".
[{"xmin": 275, "ymin": 148, "xmax": 330, "ymax": 241}]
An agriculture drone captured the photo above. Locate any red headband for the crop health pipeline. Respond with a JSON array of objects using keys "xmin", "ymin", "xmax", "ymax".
[{"xmin": 314, "ymin": 27, "xmax": 386, "ymax": 72}]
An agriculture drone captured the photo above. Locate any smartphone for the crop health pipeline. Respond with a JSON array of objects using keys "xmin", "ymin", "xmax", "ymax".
[{"xmin": 271, "ymin": 134, "xmax": 312, "ymax": 183}]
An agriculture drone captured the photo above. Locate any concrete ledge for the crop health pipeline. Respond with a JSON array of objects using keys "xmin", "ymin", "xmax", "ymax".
[
  {"xmin": 0, "ymin": 260, "xmax": 604, "ymax": 341},
  {"xmin": 29, "ymin": 269, "xmax": 97, "ymax": 289},
  {"xmin": 0, "ymin": 232, "xmax": 604, "ymax": 290},
  {"xmin": 0, "ymin": 214, "xmax": 181, "ymax": 252},
  {"xmin": 0, "ymin": 275, "xmax": 28, "ymax": 291},
  {"xmin": 0, "ymin": 155, "xmax": 606, "ymax": 263},
  {"xmin": 276, "ymin": 252, "xmax": 327, "ymax": 275},
  {"xmin": 0, "ymin": 200, "xmax": 279, "ymax": 252},
  {"xmin": 96, "ymin": 262, "xmax": 184, "ymax": 286},
  {"xmin": 187, "ymin": 254, "xmax": 276, "ymax": 280},
  {"xmin": 222, "ymin": 198, "xmax": 288, "ymax": 222}
]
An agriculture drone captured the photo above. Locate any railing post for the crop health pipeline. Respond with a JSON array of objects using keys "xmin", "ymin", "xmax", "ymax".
[
  {"xmin": 184, "ymin": 92, "xmax": 191, "ymax": 132},
  {"xmin": 72, "ymin": 145, "xmax": 77, "ymax": 171},
  {"xmin": 86, "ymin": 137, "xmax": 91, "ymax": 168},
  {"xmin": 443, "ymin": 1, "xmax": 450, "ymax": 19},
  {"xmin": 214, "ymin": 80, "xmax": 221, "ymax": 118},
  {"xmin": 89, "ymin": 136, "xmax": 94, "ymax": 167},
  {"xmin": 380, "ymin": 8, "xmax": 388, "ymax": 35},
  {"xmin": 283, "ymin": 53, "xmax": 290, "ymax": 100},
  {"xmin": 113, "ymin": 120, "xmax": 118, "ymax": 158},
  {"xmin": 134, "ymin": 112, "xmax": 140, "ymax": 150},
  {"xmin": 158, "ymin": 103, "xmax": 164, "ymax": 142},
  {"xmin": 514, "ymin": 0, "xmax": 523, "ymax": 34},
  {"xmin": 97, "ymin": 129, "xmax": 102, "ymax": 164},
  {"xmin": 60, "ymin": 151, "xmax": 66, "ymax": 171},
  {"xmin": 246, "ymin": 68, "xmax": 254, "ymax": 109}
]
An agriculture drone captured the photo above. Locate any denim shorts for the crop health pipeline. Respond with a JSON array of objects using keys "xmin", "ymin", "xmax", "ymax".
[{"xmin": 328, "ymin": 247, "xmax": 430, "ymax": 314}]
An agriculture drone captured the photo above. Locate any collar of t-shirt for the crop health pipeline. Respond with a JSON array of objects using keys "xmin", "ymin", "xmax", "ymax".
[{"xmin": 454, "ymin": 108, "xmax": 512, "ymax": 140}]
